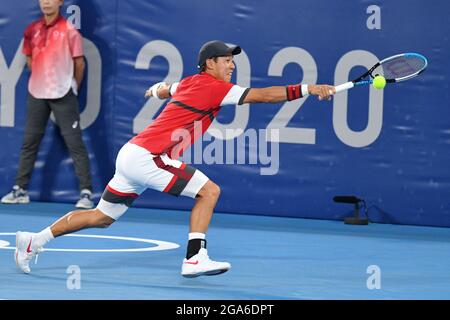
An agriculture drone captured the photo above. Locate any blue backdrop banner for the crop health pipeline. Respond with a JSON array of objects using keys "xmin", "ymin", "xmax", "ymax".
[{"xmin": 1, "ymin": 0, "xmax": 449, "ymax": 227}]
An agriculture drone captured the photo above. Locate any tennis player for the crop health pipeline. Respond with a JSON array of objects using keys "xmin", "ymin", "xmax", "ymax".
[{"xmin": 15, "ymin": 40, "xmax": 335, "ymax": 277}]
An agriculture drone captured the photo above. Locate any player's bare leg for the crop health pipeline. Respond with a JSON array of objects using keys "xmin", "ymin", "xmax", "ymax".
[
  {"xmin": 182, "ymin": 180, "xmax": 231, "ymax": 277},
  {"xmin": 50, "ymin": 208, "xmax": 115, "ymax": 237},
  {"xmin": 189, "ymin": 180, "xmax": 220, "ymax": 233},
  {"xmin": 15, "ymin": 208, "xmax": 114, "ymax": 273}
]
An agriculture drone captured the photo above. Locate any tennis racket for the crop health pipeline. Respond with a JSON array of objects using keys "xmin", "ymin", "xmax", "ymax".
[{"xmin": 334, "ymin": 53, "xmax": 428, "ymax": 93}]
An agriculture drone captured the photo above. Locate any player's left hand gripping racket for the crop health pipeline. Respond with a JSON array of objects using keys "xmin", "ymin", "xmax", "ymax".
[{"xmin": 334, "ymin": 53, "xmax": 428, "ymax": 93}]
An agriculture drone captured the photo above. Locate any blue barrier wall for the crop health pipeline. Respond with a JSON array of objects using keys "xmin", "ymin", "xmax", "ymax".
[{"xmin": 1, "ymin": 1, "xmax": 449, "ymax": 227}]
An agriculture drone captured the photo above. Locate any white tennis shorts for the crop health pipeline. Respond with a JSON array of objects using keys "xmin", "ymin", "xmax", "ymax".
[{"xmin": 97, "ymin": 142, "xmax": 209, "ymax": 220}]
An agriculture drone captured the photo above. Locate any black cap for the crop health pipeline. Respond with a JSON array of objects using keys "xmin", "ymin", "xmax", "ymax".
[{"xmin": 197, "ymin": 40, "xmax": 241, "ymax": 69}]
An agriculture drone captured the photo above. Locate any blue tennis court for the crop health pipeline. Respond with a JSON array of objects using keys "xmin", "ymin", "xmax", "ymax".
[{"xmin": 1, "ymin": 202, "xmax": 450, "ymax": 300}]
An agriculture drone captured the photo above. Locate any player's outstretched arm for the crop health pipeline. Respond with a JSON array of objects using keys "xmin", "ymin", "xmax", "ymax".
[
  {"xmin": 145, "ymin": 82, "xmax": 179, "ymax": 99},
  {"xmin": 243, "ymin": 84, "xmax": 335, "ymax": 104}
]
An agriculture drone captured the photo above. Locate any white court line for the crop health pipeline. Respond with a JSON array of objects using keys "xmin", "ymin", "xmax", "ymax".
[{"xmin": 0, "ymin": 233, "xmax": 179, "ymax": 252}]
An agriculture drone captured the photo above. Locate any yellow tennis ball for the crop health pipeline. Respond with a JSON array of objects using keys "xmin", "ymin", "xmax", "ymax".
[{"xmin": 372, "ymin": 76, "xmax": 386, "ymax": 89}]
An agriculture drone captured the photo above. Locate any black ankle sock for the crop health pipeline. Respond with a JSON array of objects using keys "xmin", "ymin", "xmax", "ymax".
[{"xmin": 186, "ymin": 239, "xmax": 207, "ymax": 259}]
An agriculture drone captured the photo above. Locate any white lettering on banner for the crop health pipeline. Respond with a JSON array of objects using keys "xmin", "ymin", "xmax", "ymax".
[
  {"xmin": 80, "ymin": 38, "xmax": 102, "ymax": 129},
  {"xmin": 333, "ymin": 50, "xmax": 383, "ymax": 147},
  {"xmin": 133, "ymin": 42, "xmax": 384, "ymax": 147},
  {"xmin": 67, "ymin": 5, "xmax": 81, "ymax": 30},
  {"xmin": 1, "ymin": 37, "xmax": 384, "ymax": 147},
  {"xmin": 0, "ymin": 40, "xmax": 26, "ymax": 127},
  {"xmin": 208, "ymin": 43, "xmax": 250, "ymax": 140},
  {"xmin": 366, "ymin": 5, "xmax": 381, "ymax": 30},
  {"xmin": 267, "ymin": 47, "xmax": 317, "ymax": 144},
  {"xmin": 134, "ymin": 40, "xmax": 183, "ymax": 133}
]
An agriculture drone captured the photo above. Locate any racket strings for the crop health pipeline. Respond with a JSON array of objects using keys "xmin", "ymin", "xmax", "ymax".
[{"xmin": 379, "ymin": 57, "xmax": 426, "ymax": 79}]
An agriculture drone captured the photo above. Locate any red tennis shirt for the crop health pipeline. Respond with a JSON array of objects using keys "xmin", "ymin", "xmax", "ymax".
[
  {"xmin": 23, "ymin": 14, "xmax": 84, "ymax": 99},
  {"xmin": 131, "ymin": 72, "xmax": 249, "ymax": 159}
]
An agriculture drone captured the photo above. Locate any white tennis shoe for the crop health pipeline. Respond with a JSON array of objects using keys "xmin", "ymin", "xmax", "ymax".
[
  {"xmin": 75, "ymin": 189, "xmax": 94, "ymax": 209},
  {"xmin": 14, "ymin": 231, "xmax": 42, "ymax": 274},
  {"xmin": 181, "ymin": 248, "xmax": 231, "ymax": 278},
  {"xmin": 1, "ymin": 185, "xmax": 30, "ymax": 204}
]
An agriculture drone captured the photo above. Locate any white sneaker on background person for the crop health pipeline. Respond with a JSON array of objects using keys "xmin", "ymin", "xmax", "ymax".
[
  {"xmin": 75, "ymin": 189, "xmax": 94, "ymax": 209},
  {"xmin": 1, "ymin": 185, "xmax": 30, "ymax": 204}
]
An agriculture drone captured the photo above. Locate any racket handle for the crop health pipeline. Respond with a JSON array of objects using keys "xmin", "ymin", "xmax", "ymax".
[{"xmin": 334, "ymin": 82, "xmax": 354, "ymax": 93}]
